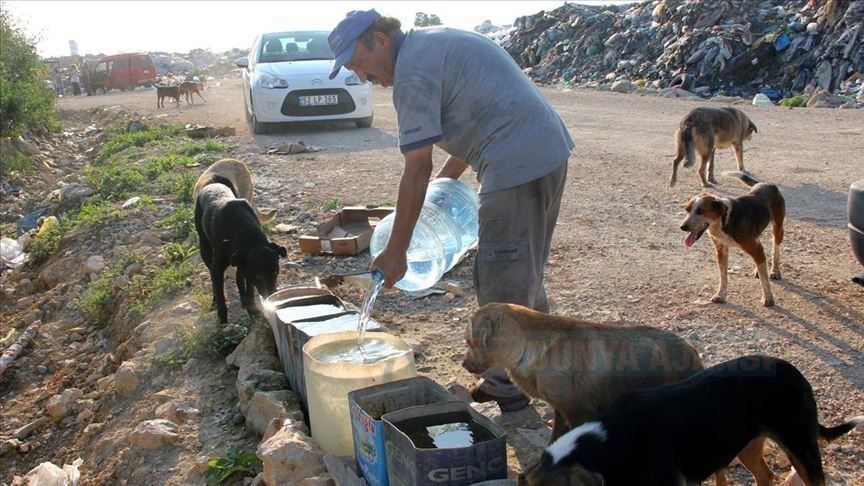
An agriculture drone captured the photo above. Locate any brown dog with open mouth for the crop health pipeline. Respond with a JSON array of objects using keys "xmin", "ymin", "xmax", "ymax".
[{"xmin": 680, "ymin": 171, "xmax": 785, "ymax": 307}]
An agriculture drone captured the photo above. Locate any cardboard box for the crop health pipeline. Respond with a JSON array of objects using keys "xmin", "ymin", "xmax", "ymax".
[{"xmin": 299, "ymin": 206, "xmax": 393, "ymax": 255}]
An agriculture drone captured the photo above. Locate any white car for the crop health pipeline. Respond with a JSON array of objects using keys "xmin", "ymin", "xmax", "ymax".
[{"xmin": 236, "ymin": 30, "xmax": 374, "ymax": 134}]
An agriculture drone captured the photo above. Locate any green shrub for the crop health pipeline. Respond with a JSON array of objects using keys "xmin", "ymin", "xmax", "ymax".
[
  {"xmin": 0, "ymin": 150, "xmax": 34, "ymax": 180},
  {"xmin": 96, "ymin": 124, "xmax": 183, "ymax": 161},
  {"xmin": 150, "ymin": 317, "xmax": 253, "ymax": 369},
  {"xmin": 0, "ymin": 10, "xmax": 60, "ymax": 137},
  {"xmin": 76, "ymin": 276, "xmax": 116, "ymax": 326},
  {"xmin": 156, "ymin": 205, "xmax": 196, "ymax": 242},
  {"xmin": 780, "ymin": 94, "xmax": 806, "ymax": 108},
  {"xmin": 27, "ymin": 218, "xmax": 69, "ymax": 265},
  {"xmin": 206, "ymin": 447, "xmax": 262, "ymax": 485},
  {"xmin": 324, "ymin": 197, "xmax": 342, "ymax": 211}
]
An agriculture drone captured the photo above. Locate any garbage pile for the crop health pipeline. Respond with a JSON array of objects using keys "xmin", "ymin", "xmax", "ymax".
[{"xmin": 502, "ymin": 0, "xmax": 863, "ymax": 100}]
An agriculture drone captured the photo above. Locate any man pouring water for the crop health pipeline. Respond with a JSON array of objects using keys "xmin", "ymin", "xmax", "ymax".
[{"xmin": 328, "ymin": 10, "xmax": 574, "ymax": 411}]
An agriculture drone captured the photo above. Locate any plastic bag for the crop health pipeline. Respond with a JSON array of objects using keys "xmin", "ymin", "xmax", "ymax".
[{"xmin": 752, "ymin": 93, "xmax": 775, "ymax": 106}]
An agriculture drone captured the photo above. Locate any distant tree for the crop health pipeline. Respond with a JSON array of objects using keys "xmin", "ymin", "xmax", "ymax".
[
  {"xmin": 0, "ymin": 9, "xmax": 59, "ymax": 138},
  {"xmin": 414, "ymin": 12, "xmax": 442, "ymax": 27}
]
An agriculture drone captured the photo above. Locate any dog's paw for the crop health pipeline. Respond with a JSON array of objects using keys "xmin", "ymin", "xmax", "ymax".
[
  {"xmin": 752, "ymin": 268, "xmax": 760, "ymax": 278},
  {"xmin": 668, "ymin": 178, "xmax": 677, "ymax": 188},
  {"xmin": 710, "ymin": 294, "xmax": 726, "ymax": 304},
  {"xmin": 770, "ymin": 271, "xmax": 781, "ymax": 280},
  {"xmin": 762, "ymin": 296, "xmax": 775, "ymax": 307}
]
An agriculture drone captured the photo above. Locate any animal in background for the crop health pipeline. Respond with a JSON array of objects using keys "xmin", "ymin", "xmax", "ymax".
[
  {"xmin": 156, "ymin": 85, "xmax": 180, "ymax": 108},
  {"xmin": 669, "ymin": 107, "xmax": 758, "ymax": 188}
]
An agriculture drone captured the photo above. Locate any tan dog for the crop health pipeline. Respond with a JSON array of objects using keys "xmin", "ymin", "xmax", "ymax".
[
  {"xmin": 465, "ymin": 303, "xmax": 770, "ymax": 486},
  {"xmin": 680, "ymin": 171, "xmax": 785, "ymax": 307},
  {"xmin": 194, "ymin": 159, "xmax": 276, "ymax": 224},
  {"xmin": 179, "ymin": 81, "xmax": 207, "ymax": 104},
  {"xmin": 669, "ymin": 107, "xmax": 758, "ymax": 188},
  {"xmin": 156, "ymin": 85, "xmax": 180, "ymax": 108}
]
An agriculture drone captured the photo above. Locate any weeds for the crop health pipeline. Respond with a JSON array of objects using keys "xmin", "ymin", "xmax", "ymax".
[
  {"xmin": 156, "ymin": 205, "xmax": 196, "ymax": 243},
  {"xmin": 96, "ymin": 124, "xmax": 183, "ymax": 161},
  {"xmin": 26, "ymin": 217, "xmax": 69, "ymax": 265},
  {"xmin": 150, "ymin": 317, "xmax": 254, "ymax": 369},
  {"xmin": 76, "ymin": 252, "xmax": 146, "ymax": 326},
  {"xmin": 172, "ymin": 139, "xmax": 227, "ymax": 157},
  {"xmin": 0, "ymin": 150, "xmax": 33, "ymax": 180},
  {"xmin": 324, "ymin": 197, "xmax": 342, "ymax": 211},
  {"xmin": 780, "ymin": 94, "xmax": 806, "ymax": 108},
  {"xmin": 126, "ymin": 243, "xmax": 198, "ymax": 319},
  {"xmin": 205, "ymin": 447, "xmax": 262, "ymax": 485}
]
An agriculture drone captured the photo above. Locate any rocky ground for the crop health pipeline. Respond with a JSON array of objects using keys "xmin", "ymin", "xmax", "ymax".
[{"xmin": 1, "ymin": 75, "xmax": 863, "ymax": 485}]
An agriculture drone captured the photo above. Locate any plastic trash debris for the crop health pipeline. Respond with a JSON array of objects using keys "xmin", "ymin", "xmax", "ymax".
[
  {"xmin": 15, "ymin": 207, "xmax": 52, "ymax": 235},
  {"xmin": 752, "ymin": 93, "xmax": 775, "ymax": 106},
  {"xmin": 1, "ymin": 237, "xmax": 26, "ymax": 269}
]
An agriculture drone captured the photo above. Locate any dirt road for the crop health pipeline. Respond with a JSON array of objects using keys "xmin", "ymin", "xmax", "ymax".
[{"xmin": 56, "ymin": 75, "xmax": 864, "ymax": 483}]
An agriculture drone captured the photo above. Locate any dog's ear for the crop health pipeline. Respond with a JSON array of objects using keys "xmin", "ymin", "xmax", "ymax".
[
  {"xmin": 269, "ymin": 242, "xmax": 287, "ymax": 258},
  {"xmin": 684, "ymin": 198, "xmax": 694, "ymax": 212},
  {"xmin": 230, "ymin": 250, "xmax": 245, "ymax": 267},
  {"xmin": 712, "ymin": 199, "xmax": 728, "ymax": 222}
]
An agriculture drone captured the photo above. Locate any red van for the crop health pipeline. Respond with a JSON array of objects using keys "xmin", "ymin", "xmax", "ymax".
[{"xmin": 90, "ymin": 53, "xmax": 157, "ymax": 92}]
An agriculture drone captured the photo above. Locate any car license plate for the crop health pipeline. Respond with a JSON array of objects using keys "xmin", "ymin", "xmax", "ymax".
[{"xmin": 299, "ymin": 94, "xmax": 338, "ymax": 106}]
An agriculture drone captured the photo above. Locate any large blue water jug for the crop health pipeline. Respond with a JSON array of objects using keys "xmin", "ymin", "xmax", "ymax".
[{"xmin": 370, "ymin": 178, "xmax": 479, "ymax": 291}]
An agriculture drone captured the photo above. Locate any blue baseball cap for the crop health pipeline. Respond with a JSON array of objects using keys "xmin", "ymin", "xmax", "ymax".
[{"xmin": 328, "ymin": 9, "xmax": 381, "ymax": 79}]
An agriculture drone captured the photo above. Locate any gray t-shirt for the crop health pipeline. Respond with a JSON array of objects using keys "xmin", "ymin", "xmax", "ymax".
[{"xmin": 393, "ymin": 27, "xmax": 574, "ymax": 193}]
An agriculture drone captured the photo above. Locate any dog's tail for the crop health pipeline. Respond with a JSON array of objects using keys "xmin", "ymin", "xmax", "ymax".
[
  {"xmin": 202, "ymin": 174, "xmax": 275, "ymax": 224},
  {"xmin": 819, "ymin": 416, "xmax": 864, "ymax": 444},
  {"xmin": 207, "ymin": 175, "xmax": 239, "ymax": 197},
  {"xmin": 681, "ymin": 120, "xmax": 696, "ymax": 168},
  {"xmin": 721, "ymin": 171, "xmax": 761, "ymax": 187}
]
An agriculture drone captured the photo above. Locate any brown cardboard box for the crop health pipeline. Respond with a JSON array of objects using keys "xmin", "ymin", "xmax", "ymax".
[{"xmin": 298, "ymin": 206, "xmax": 394, "ymax": 256}]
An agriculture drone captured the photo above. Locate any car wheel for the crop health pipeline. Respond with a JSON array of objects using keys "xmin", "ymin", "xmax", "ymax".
[
  {"xmin": 127, "ymin": 83, "xmax": 135, "ymax": 91},
  {"xmin": 251, "ymin": 114, "xmax": 270, "ymax": 135},
  {"xmin": 356, "ymin": 114, "xmax": 373, "ymax": 128}
]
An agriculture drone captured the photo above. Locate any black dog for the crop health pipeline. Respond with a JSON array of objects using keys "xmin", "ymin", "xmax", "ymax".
[
  {"xmin": 521, "ymin": 355, "xmax": 862, "ymax": 486},
  {"xmin": 194, "ymin": 176, "xmax": 286, "ymax": 323}
]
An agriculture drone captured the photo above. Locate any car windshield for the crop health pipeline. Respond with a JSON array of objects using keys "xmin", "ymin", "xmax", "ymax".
[{"xmin": 259, "ymin": 31, "xmax": 333, "ymax": 63}]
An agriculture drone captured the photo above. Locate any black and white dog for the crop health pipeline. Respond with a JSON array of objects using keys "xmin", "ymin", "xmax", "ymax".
[
  {"xmin": 520, "ymin": 355, "xmax": 862, "ymax": 486},
  {"xmin": 195, "ymin": 177, "xmax": 286, "ymax": 323}
]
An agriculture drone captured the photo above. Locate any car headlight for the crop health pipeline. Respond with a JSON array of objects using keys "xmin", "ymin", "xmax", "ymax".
[
  {"xmin": 255, "ymin": 74, "xmax": 289, "ymax": 89},
  {"xmin": 345, "ymin": 73, "xmax": 363, "ymax": 86}
]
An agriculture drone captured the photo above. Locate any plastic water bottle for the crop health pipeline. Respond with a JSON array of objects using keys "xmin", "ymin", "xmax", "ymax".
[{"xmin": 369, "ymin": 178, "xmax": 479, "ymax": 291}]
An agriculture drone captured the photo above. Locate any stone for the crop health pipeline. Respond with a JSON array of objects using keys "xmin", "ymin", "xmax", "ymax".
[
  {"xmin": 611, "ymin": 79, "xmax": 634, "ymax": 93},
  {"xmin": 155, "ymin": 401, "xmax": 200, "ymax": 424},
  {"xmin": 258, "ymin": 427, "xmax": 326, "ymax": 486},
  {"xmin": 245, "ymin": 390, "xmax": 304, "ymax": 436},
  {"xmin": 114, "ymin": 362, "xmax": 141, "ymax": 396},
  {"xmin": 129, "ymin": 419, "xmax": 179, "ymax": 449},
  {"xmin": 236, "ymin": 367, "xmax": 290, "ymax": 409},
  {"xmin": 13, "ymin": 416, "xmax": 51, "ymax": 439},
  {"xmin": 46, "ymin": 388, "xmax": 84, "ymax": 423},
  {"xmin": 58, "ymin": 184, "xmax": 95, "ymax": 212},
  {"xmin": 226, "ymin": 322, "xmax": 280, "ymax": 371},
  {"xmin": 322, "ymin": 455, "xmax": 365, "ymax": 486}
]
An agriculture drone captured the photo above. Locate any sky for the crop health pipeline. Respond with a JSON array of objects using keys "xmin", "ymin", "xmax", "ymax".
[{"xmin": 3, "ymin": 0, "xmax": 636, "ymax": 58}]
